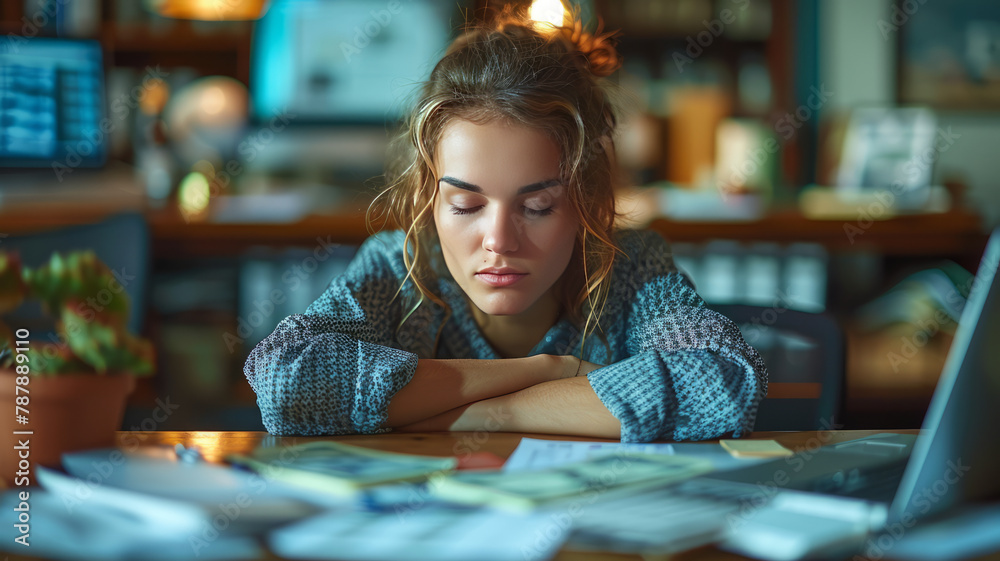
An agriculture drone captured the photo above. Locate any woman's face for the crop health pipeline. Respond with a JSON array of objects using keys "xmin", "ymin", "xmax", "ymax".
[{"xmin": 433, "ymin": 119, "xmax": 579, "ymax": 317}]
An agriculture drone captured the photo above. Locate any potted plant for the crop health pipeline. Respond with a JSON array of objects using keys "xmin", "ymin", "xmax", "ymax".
[{"xmin": 0, "ymin": 250, "xmax": 154, "ymax": 482}]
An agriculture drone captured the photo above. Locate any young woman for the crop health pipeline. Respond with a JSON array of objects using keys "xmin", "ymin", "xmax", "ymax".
[{"xmin": 245, "ymin": 15, "xmax": 767, "ymax": 442}]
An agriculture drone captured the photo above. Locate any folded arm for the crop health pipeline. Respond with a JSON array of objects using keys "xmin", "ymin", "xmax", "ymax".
[
  {"xmin": 385, "ymin": 354, "xmax": 581, "ymax": 427},
  {"xmin": 396, "ymin": 375, "xmax": 620, "ymax": 438}
]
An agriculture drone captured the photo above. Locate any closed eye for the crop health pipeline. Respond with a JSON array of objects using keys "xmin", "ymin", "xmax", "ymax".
[
  {"xmin": 524, "ymin": 207, "xmax": 554, "ymax": 217},
  {"xmin": 450, "ymin": 205, "xmax": 482, "ymax": 216},
  {"xmin": 450, "ymin": 205, "xmax": 554, "ymax": 217}
]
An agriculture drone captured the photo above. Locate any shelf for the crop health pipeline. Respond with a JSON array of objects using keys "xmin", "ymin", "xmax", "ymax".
[{"xmin": 105, "ymin": 22, "xmax": 251, "ymax": 52}]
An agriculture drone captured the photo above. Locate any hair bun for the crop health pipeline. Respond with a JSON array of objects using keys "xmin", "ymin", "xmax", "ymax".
[{"xmin": 559, "ymin": 20, "xmax": 622, "ymax": 78}]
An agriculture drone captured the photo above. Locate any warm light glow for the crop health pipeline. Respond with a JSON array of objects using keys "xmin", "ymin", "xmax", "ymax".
[
  {"xmin": 139, "ymin": 78, "xmax": 170, "ymax": 116},
  {"xmin": 201, "ymin": 86, "xmax": 226, "ymax": 116},
  {"xmin": 529, "ymin": 0, "xmax": 567, "ymax": 28},
  {"xmin": 178, "ymin": 171, "xmax": 211, "ymax": 220},
  {"xmin": 146, "ymin": 0, "xmax": 270, "ymax": 21},
  {"xmin": 183, "ymin": 433, "xmax": 226, "ymax": 463}
]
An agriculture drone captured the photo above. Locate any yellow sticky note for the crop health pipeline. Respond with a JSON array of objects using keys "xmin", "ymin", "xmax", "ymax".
[{"xmin": 720, "ymin": 439, "xmax": 794, "ymax": 458}]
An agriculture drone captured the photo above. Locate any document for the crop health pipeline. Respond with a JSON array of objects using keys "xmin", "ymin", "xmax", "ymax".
[
  {"xmin": 269, "ymin": 506, "xmax": 567, "ymax": 561},
  {"xmin": 432, "ymin": 452, "xmax": 712, "ymax": 511},
  {"xmin": 503, "ymin": 437, "xmax": 676, "ymax": 471},
  {"xmin": 228, "ymin": 441, "xmax": 457, "ymax": 496},
  {"xmin": 0, "ymin": 468, "xmax": 264, "ymax": 561}
]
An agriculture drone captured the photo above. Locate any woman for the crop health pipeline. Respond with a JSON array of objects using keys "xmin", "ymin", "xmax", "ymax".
[{"xmin": 245, "ymin": 14, "xmax": 767, "ymax": 442}]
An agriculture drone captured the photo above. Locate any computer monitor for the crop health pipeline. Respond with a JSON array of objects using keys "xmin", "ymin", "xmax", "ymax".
[
  {"xmin": 0, "ymin": 37, "xmax": 106, "ymax": 169},
  {"xmin": 250, "ymin": 0, "xmax": 459, "ymax": 126}
]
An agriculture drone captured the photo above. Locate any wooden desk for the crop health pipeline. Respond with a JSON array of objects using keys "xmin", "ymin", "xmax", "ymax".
[{"xmin": 106, "ymin": 429, "xmax": 921, "ymax": 561}]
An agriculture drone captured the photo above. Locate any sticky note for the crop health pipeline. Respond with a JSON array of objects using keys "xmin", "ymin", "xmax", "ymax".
[{"xmin": 720, "ymin": 439, "xmax": 794, "ymax": 458}]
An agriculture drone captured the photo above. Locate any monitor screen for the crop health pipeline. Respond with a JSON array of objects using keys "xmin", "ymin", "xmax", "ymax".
[
  {"xmin": 0, "ymin": 37, "xmax": 106, "ymax": 169},
  {"xmin": 251, "ymin": 0, "xmax": 458, "ymax": 125}
]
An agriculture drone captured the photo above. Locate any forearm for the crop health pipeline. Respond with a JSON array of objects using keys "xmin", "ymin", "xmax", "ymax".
[
  {"xmin": 385, "ymin": 354, "xmax": 572, "ymax": 427},
  {"xmin": 397, "ymin": 376, "xmax": 621, "ymax": 439}
]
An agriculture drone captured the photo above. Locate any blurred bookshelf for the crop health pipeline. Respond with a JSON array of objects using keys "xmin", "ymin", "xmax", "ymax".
[{"xmin": 1, "ymin": 1, "xmax": 252, "ymax": 83}]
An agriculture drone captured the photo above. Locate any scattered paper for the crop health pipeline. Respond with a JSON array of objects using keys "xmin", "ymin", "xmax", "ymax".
[
  {"xmin": 433, "ymin": 453, "xmax": 712, "ymax": 511},
  {"xmin": 720, "ymin": 440, "xmax": 794, "ymax": 458},
  {"xmin": 0, "ymin": 481, "xmax": 263, "ymax": 561},
  {"xmin": 503, "ymin": 438, "xmax": 675, "ymax": 472},
  {"xmin": 269, "ymin": 506, "xmax": 566, "ymax": 561},
  {"xmin": 228, "ymin": 441, "xmax": 457, "ymax": 496},
  {"xmin": 564, "ymin": 483, "xmax": 739, "ymax": 554}
]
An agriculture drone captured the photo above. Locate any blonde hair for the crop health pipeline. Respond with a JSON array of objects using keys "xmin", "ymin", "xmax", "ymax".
[{"xmin": 369, "ymin": 10, "xmax": 625, "ymax": 356}]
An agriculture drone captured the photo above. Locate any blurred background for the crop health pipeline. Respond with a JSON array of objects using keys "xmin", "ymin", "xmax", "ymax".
[{"xmin": 1, "ymin": 0, "xmax": 998, "ymax": 432}]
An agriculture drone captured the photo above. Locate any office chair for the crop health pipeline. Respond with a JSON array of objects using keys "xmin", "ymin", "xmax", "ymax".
[
  {"xmin": 709, "ymin": 304, "xmax": 844, "ymax": 432},
  {"xmin": 2, "ymin": 212, "xmax": 151, "ymax": 335}
]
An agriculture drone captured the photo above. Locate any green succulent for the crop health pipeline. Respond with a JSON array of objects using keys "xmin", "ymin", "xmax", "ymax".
[{"xmin": 0, "ymin": 251, "xmax": 154, "ymax": 377}]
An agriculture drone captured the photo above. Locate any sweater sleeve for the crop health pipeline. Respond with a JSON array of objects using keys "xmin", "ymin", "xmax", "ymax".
[
  {"xmin": 243, "ymin": 232, "xmax": 419, "ymax": 436},
  {"xmin": 587, "ymin": 231, "xmax": 768, "ymax": 443}
]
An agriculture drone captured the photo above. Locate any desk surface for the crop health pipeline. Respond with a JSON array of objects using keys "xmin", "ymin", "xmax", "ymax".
[{"xmin": 113, "ymin": 429, "xmax": 921, "ymax": 561}]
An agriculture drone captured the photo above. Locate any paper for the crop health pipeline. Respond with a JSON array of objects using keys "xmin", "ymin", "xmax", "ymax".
[
  {"xmin": 62, "ymin": 447, "xmax": 328, "ymax": 530},
  {"xmin": 269, "ymin": 506, "xmax": 566, "ymax": 561},
  {"xmin": 228, "ymin": 441, "xmax": 457, "ymax": 496},
  {"xmin": 432, "ymin": 452, "xmax": 712, "ymax": 511},
  {"xmin": 503, "ymin": 437, "xmax": 675, "ymax": 471},
  {"xmin": 0, "ymin": 473, "xmax": 264, "ymax": 561},
  {"xmin": 720, "ymin": 439, "xmax": 794, "ymax": 458},
  {"xmin": 565, "ymin": 484, "xmax": 739, "ymax": 554}
]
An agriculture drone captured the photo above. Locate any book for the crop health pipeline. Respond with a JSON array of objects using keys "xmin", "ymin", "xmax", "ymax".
[
  {"xmin": 228, "ymin": 441, "xmax": 457, "ymax": 496},
  {"xmin": 429, "ymin": 452, "xmax": 713, "ymax": 512}
]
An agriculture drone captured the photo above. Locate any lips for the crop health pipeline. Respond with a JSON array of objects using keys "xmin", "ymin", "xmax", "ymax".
[{"xmin": 475, "ymin": 267, "xmax": 527, "ymax": 288}]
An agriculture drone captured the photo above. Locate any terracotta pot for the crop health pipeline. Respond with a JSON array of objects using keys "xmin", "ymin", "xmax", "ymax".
[{"xmin": 0, "ymin": 370, "xmax": 135, "ymax": 485}]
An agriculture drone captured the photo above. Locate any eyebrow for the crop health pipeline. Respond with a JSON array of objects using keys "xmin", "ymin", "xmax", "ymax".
[{"xmin": 438, "ymin": 176, "xmax": 561, "ymax": 195}]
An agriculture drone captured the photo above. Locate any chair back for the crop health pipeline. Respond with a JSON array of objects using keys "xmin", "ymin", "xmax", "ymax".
[{"xmin": 710, "ymin": 304, "xmax": 844, "ymax": 431}]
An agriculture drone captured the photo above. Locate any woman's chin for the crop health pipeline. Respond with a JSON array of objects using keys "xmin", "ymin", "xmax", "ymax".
[{"xmin": 471, "ymin": 295, "xmax": 530, "ymax": 317}]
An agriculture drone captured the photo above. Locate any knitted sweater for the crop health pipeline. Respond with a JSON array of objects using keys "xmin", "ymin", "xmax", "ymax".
[{"xmin": 244, "ymin": 229, "xmax": 768, "ymax": 442}]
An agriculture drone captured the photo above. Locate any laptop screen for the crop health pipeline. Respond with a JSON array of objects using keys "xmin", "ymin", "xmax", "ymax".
[
  {"xmin": 0, "ymin": 37, "xmax": 106, "ymax": 169},
  {"xmin": 890, "ymin": 228, "xmax": 1000, "ymax": 522}
]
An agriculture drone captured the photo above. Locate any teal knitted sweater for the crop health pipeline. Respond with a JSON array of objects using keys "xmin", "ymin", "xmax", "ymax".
[{"xmin": 244, "ymin": 229, "xmax": 768, "ymax": 442}]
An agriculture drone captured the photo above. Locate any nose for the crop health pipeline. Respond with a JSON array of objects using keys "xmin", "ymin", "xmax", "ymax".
[{"xmin": 482, "ymin": 207, "xmax": 520, "ymax": 255}]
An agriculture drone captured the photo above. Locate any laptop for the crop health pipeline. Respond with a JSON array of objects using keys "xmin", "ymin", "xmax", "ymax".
[{"xmin": 689, "ymin": 227, "xmax": 1000, "ymax": 557}]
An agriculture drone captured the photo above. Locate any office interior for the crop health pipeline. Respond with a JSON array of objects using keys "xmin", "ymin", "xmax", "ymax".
[{"xmin": 1, "ymin": 0, "xmax": 998, "ymax": 436}]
